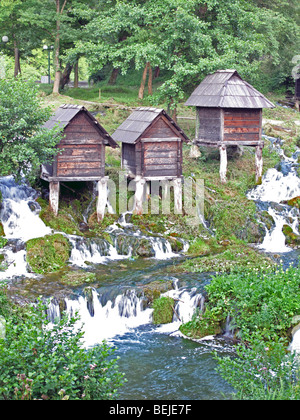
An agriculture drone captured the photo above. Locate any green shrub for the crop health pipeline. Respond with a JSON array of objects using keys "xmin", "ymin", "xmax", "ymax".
[{"xmin": 0, "ymin": 298, "xmax": 125, "ymax": 400}]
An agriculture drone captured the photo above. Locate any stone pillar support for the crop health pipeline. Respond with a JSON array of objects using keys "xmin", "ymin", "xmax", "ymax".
[
  {"xmin": 219, "ymin": 144, "xmax": 227, "ymax": 184},
  {"xmin": 49, "ymin": 181, "xmax": 60, "ymax": 216},
  {"xmin": 96, "ymin": 176, "xmax": 108, "ymax": 222}
]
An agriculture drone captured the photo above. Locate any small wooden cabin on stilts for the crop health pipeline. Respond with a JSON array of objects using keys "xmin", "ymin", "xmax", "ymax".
[
  {"xmin": 185, "ymin": 70, "xmax": 275, "ymax": 183},
  {"xmin": 40, "ymin": 104, "xmax": 118, "ymax": 221},
  {"xmin": 111, "ymin": 107, "xmax": 189, "ymax": 214}
]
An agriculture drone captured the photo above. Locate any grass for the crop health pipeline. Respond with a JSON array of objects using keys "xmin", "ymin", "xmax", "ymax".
[
  {"xmin": 26, "ymin": 234, "xmax": 71, "ymax": 274},
  {"xmin": 35, "ymin": 81, "xmax": 300, "ymax": 274}
]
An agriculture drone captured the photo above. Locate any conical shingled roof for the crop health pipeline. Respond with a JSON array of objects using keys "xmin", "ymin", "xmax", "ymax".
[{"xmin": 185, "ymin": 70, "xmax": 274, "ymax": 109}]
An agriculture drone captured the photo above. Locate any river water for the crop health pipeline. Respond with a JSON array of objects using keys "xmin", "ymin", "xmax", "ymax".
[{"xmin": 1, "ymin": 135, "xmax": 300, "ymax": 399}]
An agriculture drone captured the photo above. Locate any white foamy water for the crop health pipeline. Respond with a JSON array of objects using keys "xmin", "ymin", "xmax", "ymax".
[
  {"xmin": 247, "ymin": 144, "xmax": 300, "ymax": 253},
  {"xmin": 47, "ymin": 284, "xmax": 204, "ymax": 347},
  {"xmin": 0, "ymin": 176, "xmax": 51, "ymax": 242}
]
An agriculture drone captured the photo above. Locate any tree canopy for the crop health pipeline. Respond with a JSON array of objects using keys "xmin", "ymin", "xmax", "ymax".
[{"xmin": 0, "ymin": 78, "xmax": 61, "ymax": 180}]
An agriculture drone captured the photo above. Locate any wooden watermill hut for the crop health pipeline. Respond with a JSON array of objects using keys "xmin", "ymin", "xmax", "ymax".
[
  {"xmin": 185, "ymin": 69, "xmax": 275, "ymax": 183},
  {"xmin": 111, "ymin": 107, "xmax": 189, "ymax": 214},
  {"xmin": 40, "ymin": 104, "xmax": 118, "ymax": 220}
]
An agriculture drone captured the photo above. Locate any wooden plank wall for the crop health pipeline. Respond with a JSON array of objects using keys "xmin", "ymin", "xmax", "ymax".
[
  {"xmin": 122, "ymin": 143, "xmax": 136, "ymax": 176},
  {"xmin": 136, "ymin": 116, "xmax": 182, "ymax": 178},
  {"xmin": 198, "ymin": 108, "xmax": 222, "ymax": 143},
  {"xmin": 223, "ymin": 109, "xmax": 261, "ymax": 143},
  {"xmin": 56, "ymin": 112, "xmax": 105, "ymax": 178}
]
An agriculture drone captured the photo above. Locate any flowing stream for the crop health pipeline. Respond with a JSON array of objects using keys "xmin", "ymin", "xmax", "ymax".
[
  {"xmin": 0, "ymin": 175, "xmax": 234, "ymax": 400},
  {"xmin": 2, "ymin": 136, "xmax": 300, "ymax": 398}
]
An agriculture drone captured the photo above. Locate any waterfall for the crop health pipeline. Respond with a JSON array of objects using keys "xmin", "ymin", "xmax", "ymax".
[
  {"xmin": 247, "ymin": 139, "xmax": 300, "ymax": 253},
  {"xmin": 0, "ymin": 176, "xmax": 51, "ymax": 279},
  {"xmin": 0, "ymin": 176, "xmax": 185, "ymax": 280},
  {"xmin": 0, "ymin": 176, "xmax": 51, "ymax": 241},
  {"xmin": 47, "ymin": 284, "xmax": 204, "ymax": 347}
]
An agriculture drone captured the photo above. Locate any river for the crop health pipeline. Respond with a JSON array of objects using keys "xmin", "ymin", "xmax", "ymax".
[{"xmin": 1, "ymin": 135, "xmax": 300, "ymax": 399}]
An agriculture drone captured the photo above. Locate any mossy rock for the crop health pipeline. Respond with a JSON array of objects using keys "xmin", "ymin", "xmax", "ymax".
[
  {"xmin": 179, "ymin": 315, "xmax": 222, "ymax": 339},
  {"xmin": 135, "ymin": 239, "xmax": 155, "ymax": 258},
  {"xmin": 287, "ymin": 196, "xmax": 300, "ymax": 208},
  {"xmin": 0, "ymin": 223, "xmax": 5, "ymax": 237},
  {"xmin": 140, "ymin": 280, "xmax": 173, "ymax": 303},
  {"xmin": 26, "ymin": 233, "xmax": 71, "ymax": 274},
  {"xmin": 282, "ymin": 224, "xmax": 300, "ymax": 245},
  {"xmin": 152, "ymin": 296, "xmax": 175, "ymax": 324},
  {"xmin": 60, "ymin": 270, "xmax": 97, "ymax": 286}
]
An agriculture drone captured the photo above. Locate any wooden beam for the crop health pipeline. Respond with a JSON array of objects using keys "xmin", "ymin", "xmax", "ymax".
[
  {"xmin": 219, "ymin": 145, "xmax": 227, "ymax": 184},
  {"xmin": 96, "ymin": 177, "xmax": 108, "ymax": 222},
  {"xmin": 255, "ymin": 145, "xmax": 263, "ymax": 184},
  {"xmin": 49, "ymin": 181, "xmax": 60, "ymax": 216}
]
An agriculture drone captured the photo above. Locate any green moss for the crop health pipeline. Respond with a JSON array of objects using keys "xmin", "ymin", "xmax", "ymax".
[
  {"xmin": 186, "ymin": 237, "xmax": 211, "ymax": 256},
  {"xmin": 140, "ymin": 280, "xmax": 173, "ymax": 303},
  {"xmin": 152, "ymin": 296, "xmax": 175, "ymax": 324},
  {"xmin": 39, "ymin": 205, "xmax": 82, "ymax": 236},
  {"xmin": 282, "ymin": 224, "xmax": 300, "ymax": 245},
  {"xmin": 26, "ymin": 234, "xmax": 71, "ymax": 274},
  {"xmin": 60, "ymin": 270, "xmax": 96, "ymax": 286},
  {"xmin": 172, "ymin": 243, "xmax": 274, "ymax": 274},
  {"xmin": 0, "ymin": 222, "xmax": 5, "ymax": 237},
  {"xmin": 179, "ymin": 310, "xmax": 222, "ymax": 339}
]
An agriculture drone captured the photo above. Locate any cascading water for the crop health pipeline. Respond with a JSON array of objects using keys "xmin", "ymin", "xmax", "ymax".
[
  {"xmin": 0, "ymin": 176, "xmax": 52, "ymax": 241},
  {"xmin": 0, "ymin": 175, "xmax": 184, "ymax": 279},
  {"xmin": 0, "ymin": 176, "xmax": 52, "ymax": 279},
  {"xmin": 247, "ymin": 137, "xmax": 300, "ymax": 253},
  {"xmin": 47, "ymin": 281, "xmax": 206, "ymax": 347},
  {"xmin": 0, "ymin": 174, "xmax": 234, "ymax": 399}
]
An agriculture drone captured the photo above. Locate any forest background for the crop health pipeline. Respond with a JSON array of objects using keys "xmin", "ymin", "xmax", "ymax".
[{"xmin": 0, "ymin": 0, "xmax": 299, "ymax": 105}]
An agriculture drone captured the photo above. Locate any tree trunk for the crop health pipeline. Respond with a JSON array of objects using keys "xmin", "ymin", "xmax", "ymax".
[
  {"xmin": 148, "ymin": 64, "xmax": 153, "ymax": 96},
  {"xmin": 108, "ymin": 67, "xmax": 119, "ymax": 85},
  {"xmin": 13, "ymin": 39, "xmax": 21, "ymax": 78},
  {"xmin": 74, "ymin": 59, "xmax": 79, "ymax": 88},
  {"xmin": 60, "ymin": 62, "xmax": 73, "ymax": 90},
  {"xmin": 53, "ymin": 0, "xmax": 68, "ymax": 94},
  {"xmin": 154, "ymin": 66, "xmax": 160, "ymax": 79},
  {"xmin": 138, "ymin": 62, "xmax": 150, "ymax": 100},
  {"xmin": 52, "ymin": 8, "xmax": 61, "ymax": 94}
]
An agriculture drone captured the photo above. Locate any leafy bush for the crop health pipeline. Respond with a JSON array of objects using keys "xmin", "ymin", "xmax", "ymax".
[
  {"xmin": 0, "ymin": 298, "xmax": 125, "ymax": 400},
  {"xmin": 205, "ymin": 266, "xmax": 300, "ymax": 342},
  {"xmin": 201, "ymin": 266, "xmax": 300, "ymax": 399}
]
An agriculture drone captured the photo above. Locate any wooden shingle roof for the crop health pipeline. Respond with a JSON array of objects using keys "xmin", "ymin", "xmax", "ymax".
[
  {"xmin": 111, "ymin": 107, "xmax": 189, "ymax": 144},
  {"xmin": 185, "ymin": 70, "xmax": 275, "ymax": 109},
  {"xmin": 43, "ymin": 104, "xmax": 118, "ymax": 148}
]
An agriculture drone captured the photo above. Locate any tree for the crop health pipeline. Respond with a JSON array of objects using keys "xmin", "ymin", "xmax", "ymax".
[
  {"xmin": 0, "ymin": 78, "xmax": 62, "ymax": 181},
  {"xmin": 0, "ymin": 0, "xmax": 43, "ymax": 78}
]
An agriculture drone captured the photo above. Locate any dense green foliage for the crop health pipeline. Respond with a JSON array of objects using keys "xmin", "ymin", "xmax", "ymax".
[
  {"xmin": 0, "ymin": 0, "xmax": 299, "ymax": 96},
  {"xmin": 0, "ymin": 289, "xmax": 125, "ymax": 400},
  {"xmin": 182, "ymin": 266, "xmax": 300, "ymax": 399},
  {"xmin": 0, "ymin": 79, "xmax": 61, "ymax": 180}
]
